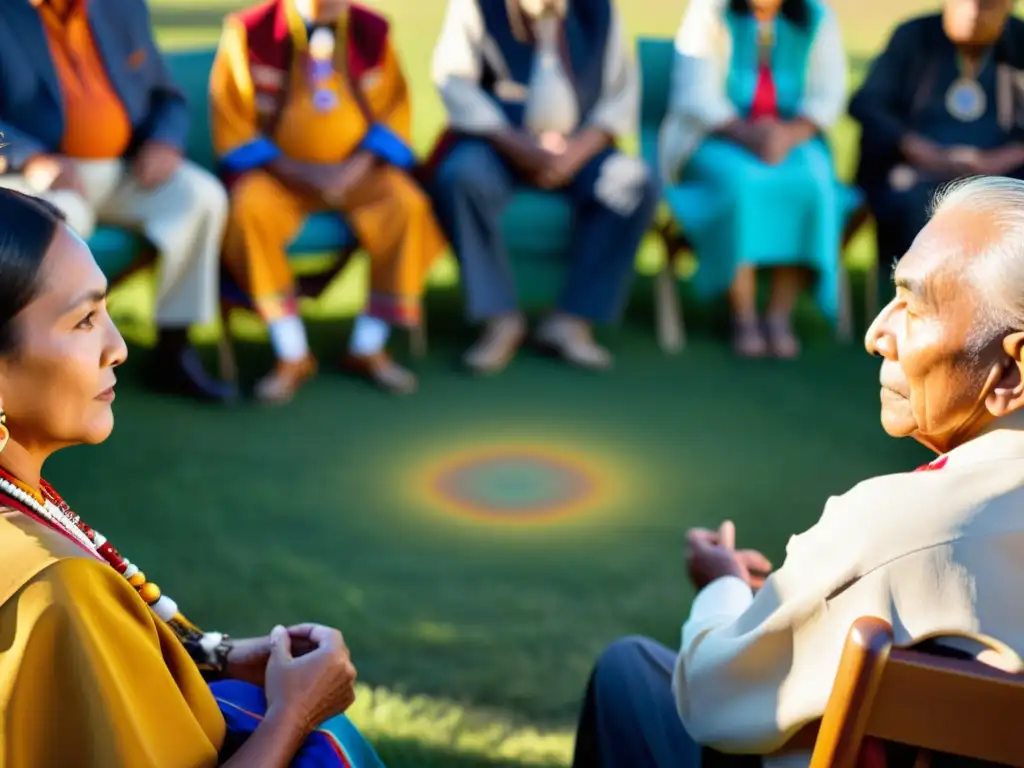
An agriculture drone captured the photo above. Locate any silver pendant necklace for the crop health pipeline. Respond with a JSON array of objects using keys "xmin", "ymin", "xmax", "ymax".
[{"xmin": 946, "ymin": 48, "xmax": 992, "ymax": 123}]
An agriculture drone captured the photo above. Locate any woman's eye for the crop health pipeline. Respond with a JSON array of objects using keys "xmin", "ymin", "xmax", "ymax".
[{"xmin": 76, "ymin": 312, "xmax": 95, "ymax": 330}]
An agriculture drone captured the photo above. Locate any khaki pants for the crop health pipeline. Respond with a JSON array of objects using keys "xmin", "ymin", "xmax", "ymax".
[{"xmin": 0, "ymin": 159, "xmax": 228, "ymax": 327}]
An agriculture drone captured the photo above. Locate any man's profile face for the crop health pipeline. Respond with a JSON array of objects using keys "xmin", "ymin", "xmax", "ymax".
[
  {"xmin": 518, "ymin": 0, "xmax": 567, "ymax": 19},
  {"xmin": 944, "ymin": 0, "xmax": 1011, "ymax": 46},
  {"xmin": 864, "ymin": 208, "xmax": 998, "ymax": 450},
  {"xmin": 294, "ymin": 0, "xmax": 348, "ymax": 23}
]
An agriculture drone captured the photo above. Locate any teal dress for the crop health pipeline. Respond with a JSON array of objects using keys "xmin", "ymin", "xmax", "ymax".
[{"xmin": 674, "ymin": 0, "xmax": 857, "ymax": 322}]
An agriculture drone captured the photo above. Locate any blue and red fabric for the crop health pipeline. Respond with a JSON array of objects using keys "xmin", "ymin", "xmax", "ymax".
[{"xmin": 211, "ymin": 680, "xmax": 386, "ymax": 767}]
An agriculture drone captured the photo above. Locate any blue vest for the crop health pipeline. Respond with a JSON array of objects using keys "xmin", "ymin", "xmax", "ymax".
[
  {"xmin": 475, "ymin": 0, "xmax": 611, "ymax": 127},
  {"xmin": 724, "ymin": 0, "xmax": 823, "ymax": 120}
]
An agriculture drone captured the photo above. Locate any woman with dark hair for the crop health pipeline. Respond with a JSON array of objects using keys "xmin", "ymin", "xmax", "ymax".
[
  {"xmin": 0, "ymin": 187, "xmax": 383, "ymax": 766},
  {"xmin": 659, "ymin": 0, "xmax": 855, "ymax": 358}
]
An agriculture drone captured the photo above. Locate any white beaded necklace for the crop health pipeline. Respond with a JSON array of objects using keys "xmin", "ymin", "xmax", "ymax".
[
  {"xmin": 0, "ymin": 475, "xmax": 98, "ymax": 555},
  {"xmin": 0, "ymin": 474, "xmax": 232, "ymax": 673}
]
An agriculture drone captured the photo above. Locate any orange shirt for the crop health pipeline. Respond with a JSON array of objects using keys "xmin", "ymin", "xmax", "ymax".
[
  {"xmin": 37, "ymin": 0, "xmax": 133, "ymax": 159},
  {"xmin": 272, "ymin": 58, "xmax": 369, "ymax": 164}
]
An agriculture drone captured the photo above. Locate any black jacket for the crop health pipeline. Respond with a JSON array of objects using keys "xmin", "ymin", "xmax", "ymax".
[{"xmin": 848, "ymin": 14, "xmax": 1024, "ymax": 192}]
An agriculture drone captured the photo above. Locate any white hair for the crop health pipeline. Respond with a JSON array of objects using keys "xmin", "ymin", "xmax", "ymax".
[{"xmin": 929, "ymin": 175, "xmax": 1024, "ymax": 350}]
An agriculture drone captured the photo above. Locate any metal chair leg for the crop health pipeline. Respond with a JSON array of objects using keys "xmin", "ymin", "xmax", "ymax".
[
  {"xmin": 410, "ymin": 314, "xmax": 427, "ymax": 359},
  {"xmin": 654, "ymin": 257, "xmax": 685, "ymax": 353},
  {"xmin": 217, "ymin": 302, "xmax": 240, "ymax": 385}
]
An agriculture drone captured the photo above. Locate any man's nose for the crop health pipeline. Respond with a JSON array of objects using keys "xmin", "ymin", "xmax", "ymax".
[
  {"xmin": 865, "ymin": 326, "xmax": 896, "ymax": 359},
  {"xmin": 864, "ymin": 303, "xmax": 897, "ymax": 359}
]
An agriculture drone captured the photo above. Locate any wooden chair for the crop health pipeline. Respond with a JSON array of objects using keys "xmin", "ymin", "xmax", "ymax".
[{"xmin": 803, "ymin": 616, "xmax": 1024, "ymax": 768}]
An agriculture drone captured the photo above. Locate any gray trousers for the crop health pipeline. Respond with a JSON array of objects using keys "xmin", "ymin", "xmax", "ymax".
[{"xmin": 431, "ymin": 140, "xmax": 659, "ymax": 324}]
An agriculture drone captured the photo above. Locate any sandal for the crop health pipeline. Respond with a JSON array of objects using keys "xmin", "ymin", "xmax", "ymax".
[
  {"xmin": 732, "ymin": 316, "xmax": 768, "ymax": 358},
  {"xmin": 764, "ymin": 315, "xmax": 800, "ymax": 359}
]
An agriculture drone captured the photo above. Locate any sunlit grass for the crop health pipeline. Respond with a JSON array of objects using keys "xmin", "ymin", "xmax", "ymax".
[
  {"xmin": 350, "ymin": 685, "xmax": 573, "ymax": 767},
  {"xmin": 75, "ymin": 2, "xmax": 940, "ymax": 765}
]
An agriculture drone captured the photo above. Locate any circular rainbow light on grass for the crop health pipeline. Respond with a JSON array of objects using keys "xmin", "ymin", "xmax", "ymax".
[{"xmin": 421, "ymin": 444, "xmax": 609, "ymax": 523}]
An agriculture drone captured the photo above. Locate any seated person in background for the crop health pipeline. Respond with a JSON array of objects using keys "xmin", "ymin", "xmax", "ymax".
[
  {"xmin": 211, "ymin": 0, "xmax": 446, "ymax": 402},
  {"xmin": 429, "ymin": 0, "xmax": 659, "ymax": 375},
  {"xmin": 0, "ymin": 0, "xmax": 234, "ymax": 403},
  {"xmin": 660, "ymin": 0, "xmax": 847, "ymax": 359},
  {"xmin": 0, "ymin": 188, "xmax": 382, "ymax": 766},
  {"xmin": 572, "ymin": 177, "xmax": 1024, "ymax": 766},
  {"xmin": 849, "ymin": 0, "xmax": 1024, "ymax": 302}
]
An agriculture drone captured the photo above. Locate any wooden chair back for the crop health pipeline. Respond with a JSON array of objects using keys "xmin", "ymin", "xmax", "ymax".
[{"xmin": 808, "ymin": 616, "xmax": 1024, "ymax": 768}]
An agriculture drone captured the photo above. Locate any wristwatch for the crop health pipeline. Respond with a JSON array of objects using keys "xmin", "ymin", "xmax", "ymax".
[{"xmin": 201, "ymin": 631, "xmax": 234, "ymax": 675}]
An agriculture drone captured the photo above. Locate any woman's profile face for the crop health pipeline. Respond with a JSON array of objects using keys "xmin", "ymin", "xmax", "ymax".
[{"xmin": 0, "ymin": 225, "xmax": 127, "ymax": 449}]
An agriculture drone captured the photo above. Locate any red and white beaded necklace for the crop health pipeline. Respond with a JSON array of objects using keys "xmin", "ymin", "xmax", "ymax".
[{"xmin": 0, "ymin": 468, "xmax": 181, "ymax": 622}]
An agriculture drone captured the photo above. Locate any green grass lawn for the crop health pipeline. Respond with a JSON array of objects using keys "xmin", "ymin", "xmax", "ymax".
[
  {"xmin": 41, "ymin": 1, "xmax": 942, "ymax": 765},
  {"xmin": 48, "ymin": 291, "xmax": 930, "ymax": 766}
]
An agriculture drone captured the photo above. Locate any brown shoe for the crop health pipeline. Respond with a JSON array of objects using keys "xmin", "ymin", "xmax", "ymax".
[
  {"xmin": 343, "ymin": 351, "xmax": 418, "ymax": 395},
  {"xmin": 535, "ymin": 314, "xmax": 612, "ymax": 370},
  {"xmin": 463, "ymin": 313, "xmax": 526, "ymax": 374},
  {"xmin": 254, "ymin": 355, "xmax": 318, "ymax": 405}
]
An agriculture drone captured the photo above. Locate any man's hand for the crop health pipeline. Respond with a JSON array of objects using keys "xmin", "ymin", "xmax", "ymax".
[
  {"xmin": 685, "ymin": 521, "xmax": 773, "ymax": 592},
  {"xmin": 967, "ymin": 144, "xmax": 1024, "ymax": 177},
  {"xmin": 132, "ymin": 141, "xmax": 183, "ymax": 190},
  {"xmin": 900, "ymin": 133, "xmax": 963, "ymax": 178},
  {"xmin": 490, "ymin": 129, "xmax": 555, "ymax": 181},
  {"xmin": 535, "ymin": 138, "xmax": 586, "ymax": 189},
  {"xmin": 225, "ymin": 623, "xmax": 333, "ymax": 687},
  {"xmin": 318, "ymin": 151, "xmax": 376, "ymax": 208},
  {"xmin": 913, "ymin": 140, "xmax": 1007, "ymax": 178},
  {"xmin": 536, "ymin": 128, "xmax": 610, "ymax": 189},
  {"xmin": 22, "ymin": 154, "xmax": 85, "ymax": 195}
]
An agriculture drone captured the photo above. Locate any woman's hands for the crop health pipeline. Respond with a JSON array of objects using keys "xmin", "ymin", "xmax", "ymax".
[
  {"xmin": 219, "ymin": 624, "xmax": 358, "ymax": 768},
  {"xmin": 225, "ymin": 623, "xmax": 357, "ymax": 732},
  {"xmin": 225, "ymin": 624, "xmax": 327, "ymax": 687},
  {"xmin": 264, "ymin": 624, "xmax": 358, "ymax": 736},
  {"xmin": 721, "ymin": 117, "xmax": 817, "ymax": 165}
]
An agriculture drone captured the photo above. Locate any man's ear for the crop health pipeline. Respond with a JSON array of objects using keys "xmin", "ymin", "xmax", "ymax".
[{"xmin": 985, "ymin": 331, "xmax": 1024, "ymax": 417}]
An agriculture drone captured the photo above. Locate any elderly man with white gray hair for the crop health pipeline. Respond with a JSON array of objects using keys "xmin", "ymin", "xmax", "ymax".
[
  {"xmin": 428, "ymin": 0, "xmax": 659, "ymax": 375},
  {"xmin": 571, "ymin": 176, "xmax": 1024, "ymax": 767}
]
